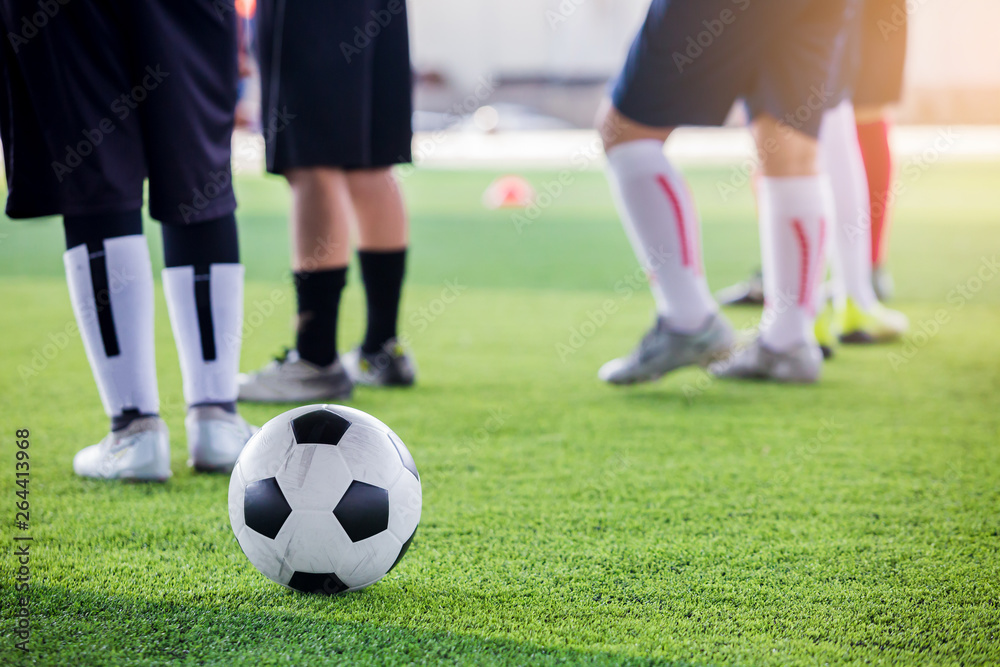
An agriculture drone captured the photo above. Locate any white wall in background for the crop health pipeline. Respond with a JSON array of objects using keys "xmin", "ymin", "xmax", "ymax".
[{"xmin": 409, "ymin": 0, "xmax": 1000, "ymax": 90}]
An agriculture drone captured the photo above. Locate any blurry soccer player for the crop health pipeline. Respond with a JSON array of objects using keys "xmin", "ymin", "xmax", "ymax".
[
  {"xmin": 812, "ymin": 0, "xmax": 909, "ymax": 355},
  {"xmin": 238, "ymin": 0, "xmax": 416, "ymax": 402},
  {"xmin": 0, "ymin": 0, "xmax": 255, "ymax": 480},
  {"xmin": 853, "ymin": 0, "xmax": 908, "ymax": 301},
  {"xmin": 716, "ymin": 0, "xmax": 909, "ymax": 355},
  {"xmin": 598, "ymin": 0, "xmax": 856, "ymax": 384}
]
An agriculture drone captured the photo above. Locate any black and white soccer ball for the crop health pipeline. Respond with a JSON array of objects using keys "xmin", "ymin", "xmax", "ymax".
[{"xmin": 228, "ymin": 404, "xmax": 421, "ymax": 595}]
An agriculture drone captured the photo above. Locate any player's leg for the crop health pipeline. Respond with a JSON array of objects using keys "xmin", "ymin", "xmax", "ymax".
[
  {"xmin": 134, "ymin": 0, "xmax": 256, "ymax": 470},
  {"xmin": 62, "ymin": 213, "xmax": 172, "ymax": 480},
  {"xmin": 237, "ymin": 166, "xmax": 356, "ymax": 402},
  {"xmin": 854, "ymin": 0, "xmax": 908, "ymax": 300},
  {"xmin": 856, "ymin": 104, "xmax": 896, "ymax": 299},
  {"xmin": 340, "ymin": 2, "xmax": 417, "ymax": 387},
  {"xmin": 597, "ymin": 104, "xmax": 733, "ymax": 385},
  {"xmin": 820, "ymin": 101, "xmax": 908, "ymax": 345},
  {"xmin": 288, "ymin": 166, "xmax": 352, "ymax": 371},
  {"xmin": 341, "ymin": 168, "xmax": 417, "ymax": 386},
  {"xmin": 0, "ymin": 2, "xmax": 170, "ymax": 479},
  {"xmin": 713, "ymin": 114, "xmax": 831, "ymax": 382},
  {"xmin": 160, "ymin": 216, "xmax": 255, "ymax": 472}
]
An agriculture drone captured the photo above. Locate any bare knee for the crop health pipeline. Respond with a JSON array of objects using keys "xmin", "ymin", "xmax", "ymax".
[
  {"xmin": 285, "ymin": 166, "xmax": 347, "ymax": 196},
  {"xmin": 752, "ymin": 114, "xmax": 819, "ymax": 177},
  {"xmin": 596, "ymin": 100, "xmax": 673, "ymax": 153}
]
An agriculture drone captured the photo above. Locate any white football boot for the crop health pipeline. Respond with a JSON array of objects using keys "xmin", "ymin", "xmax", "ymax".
[
  {"xmin": 73, "ymin": 417, "xmax": 172, "ymax": 482},
  {"xmin": 238, "ymin": 350, "xmax": 353, "ymax": 402},
  {"xmin": 710, "ymin": 338, "xmax": 822, "ymax": 384},
  {"xmin": 186, "ymin": 406, "xmax": 257, "ymax": 473},
  {"xmin": 599, "ymin": 313, "xmax": 735, "ymax": 385}
]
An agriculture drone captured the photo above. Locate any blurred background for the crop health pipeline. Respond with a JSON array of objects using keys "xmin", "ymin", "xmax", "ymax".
[{"xmin": 407, "ymin": 0, "xmax": 1000, "ymax": 128}]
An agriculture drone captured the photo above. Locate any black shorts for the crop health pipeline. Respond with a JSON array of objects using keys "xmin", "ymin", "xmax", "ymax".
[
  {"xmin": 256, "ymin": 0, "xmax": 414, "ymax": 174},
  {"xmin": 0, "ymin": 0, "xmax": 238, "ymax": 224},
  {"xmin": 854, "ymin": 0, "xmax": 908, "ymax": 107},
  {"xmin": 611, "ymin": 0, "xmax": 855, "ymax": 139}
]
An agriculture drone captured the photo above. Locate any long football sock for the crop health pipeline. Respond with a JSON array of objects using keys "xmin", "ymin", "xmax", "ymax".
[
  {"xmin": 161, "ymin": 214, "xmax": 243, "ymax": 412},
  {"xmin": 293, "ymin": 267, "xmax": 347, "ymax": 367},
  {"xmin": 605, "ymin": 140, "xmax": 716, "ymax": 332},
  {"xmin": 757, "ymin": 176, "xmax": 832, "ymax": 351},
  {"xmin": 856, "ymin": 118, "xmax": 894, "ymax": 267},
  {"xmin": 358, "ymin": 249, "xmax": 406, "ymax": 353},
  {"xmin": 63, "ymin": 211, "xmax": 159, "ymax": 431},
  {"xmin": 820, "ymin": 101, "xmax": 878, "ymax": 310}
]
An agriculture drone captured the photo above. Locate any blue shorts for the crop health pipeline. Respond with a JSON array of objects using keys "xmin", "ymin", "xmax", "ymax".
[
  {"xmin": 611, "ymin": 0, "xmax": 856, "ymax": 138},
  {"xmin": 0, "ymin": 0, "xmax": 238, "ymax": 224},
  {"xmin": 256, "ymin": 0, "xmax": 414, "ymax": 173}
]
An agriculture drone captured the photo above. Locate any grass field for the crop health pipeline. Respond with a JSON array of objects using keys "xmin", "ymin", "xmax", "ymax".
[{"xmin": 1, "ymin": 161, "xmax": 999, "ymax": 665}]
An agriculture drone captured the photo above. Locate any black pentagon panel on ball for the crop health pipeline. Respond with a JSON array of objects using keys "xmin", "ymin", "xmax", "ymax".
[
  {"xmin": 333, "ymin": 481, "xmax": 389, "ymax": 542},
  {"xmin": 287, "ymin": 571, "xmax": 349, "ymax": 595},
  {"xmin": 244, "ymin": 477, "xmax": 292, "ymax": 540},
  {"xmin": 291, "ymin": 408, "xmax": 352, "ymax": 446},
  {"xmin": 388, "ymin": 527, "xmax": 417, "ymax": 573},
  {"xmin": 388, "ymin": 432, "xmax": 419, "ymax": 481}
]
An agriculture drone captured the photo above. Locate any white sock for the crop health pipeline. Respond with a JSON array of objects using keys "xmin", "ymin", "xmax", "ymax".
[
  {"xmin": 819, "ymin": 101, "xmax": 878, "ymax": 310},
  {"xmin": 63, "ymin": 235, "xmax": 159, "ymax": 418},
  {"xmin": 162, "ymin": 264, "xmax": 244, "ymax": 407},
  {"xmin": 605, "ymin": 140, "xmax": 716, "ymax": 332},
  {"xmin": 757, "ymin": 176, "xmax": 833, "ymax": 351}
]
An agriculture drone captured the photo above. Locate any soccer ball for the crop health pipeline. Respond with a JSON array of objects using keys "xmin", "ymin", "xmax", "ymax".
[{"xmin": 228, "ymin": 404, "xmax": 421, "ymax": 594}]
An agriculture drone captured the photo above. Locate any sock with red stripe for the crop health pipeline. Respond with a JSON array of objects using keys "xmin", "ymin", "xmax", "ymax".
[
  {"xmin": 820, "ymin": 101, "xmax": 878, "ymax": 310},
  {"xmin": 856, "ymin": 119, "xmax": 894, "ymax": 267},
  {"xmin": 757, "ymin": 176, "xmax": 832, "ymax": 351},
  {"xmin": 605, "ymin": 140, "xmax": 716, "ymax": 333}
]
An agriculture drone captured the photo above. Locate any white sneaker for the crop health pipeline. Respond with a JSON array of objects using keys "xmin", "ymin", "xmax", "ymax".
[
  {"xmin": 599, "ymin": 313, "xmax": 735, "ymax": 385},
  {"xmin": 710, "ymin": 338, "xmax": 822, "ymax": 384},
  {"xmin": 238, "ymin": 350, "xmax": 353, "ymax": 403},
  {"xmin": 186, "ymin": 406, "xmax": 257, "ymax": 473},
  {"xmin": 73, "ymin": 417, "xmax": 172, "ymax": 482}
]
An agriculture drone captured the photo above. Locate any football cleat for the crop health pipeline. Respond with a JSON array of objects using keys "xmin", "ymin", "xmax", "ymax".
[
  {"xmin": 186, "ymin": 406, "xmax": 258, "ymax": 473},
  {"xmin": 710, "ymin": 338, "xmax": 822, "ymax": 384},
  {"xmin": 73, "ymin": 416, "xmax": 172, "ymax": 482},
  {"xmin": 838, "ymin": 298, "xmax": 909, "ymax": 344},
  {"xmin": 341, "ymin": 338, "xmax": 417, "ymax": 387},
  {"xmin": 599, "ymin": 313, "xmax": 735, "ymax": 385},
  {"xmin": 238, "ymin": 349, "xmax": 353, "ymax": 403},
  {"xmin": 714, "ymin": 269, "xmax": 765, "ymax": 306}
]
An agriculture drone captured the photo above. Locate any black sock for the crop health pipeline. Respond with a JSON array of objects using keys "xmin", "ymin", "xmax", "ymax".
[
  {"xmin": 294, "ymin": 268, "xmax": 347, "ymax": 367},
  {"xmin": 191, "ymin": 401, "xmax": 237, "ymax": 414},
  {"xmin": 161, "ymin": 213, "xmax": 240, "ymax": 270},
  {"xmin": 358, "ymin": 249, "xmax": 406, "ymax": 354}
]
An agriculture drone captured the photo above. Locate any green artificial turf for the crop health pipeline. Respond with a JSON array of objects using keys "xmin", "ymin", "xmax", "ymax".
[{"xmin": 1, "ymin": 161, "xmax": 998, "ymax": 665}]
